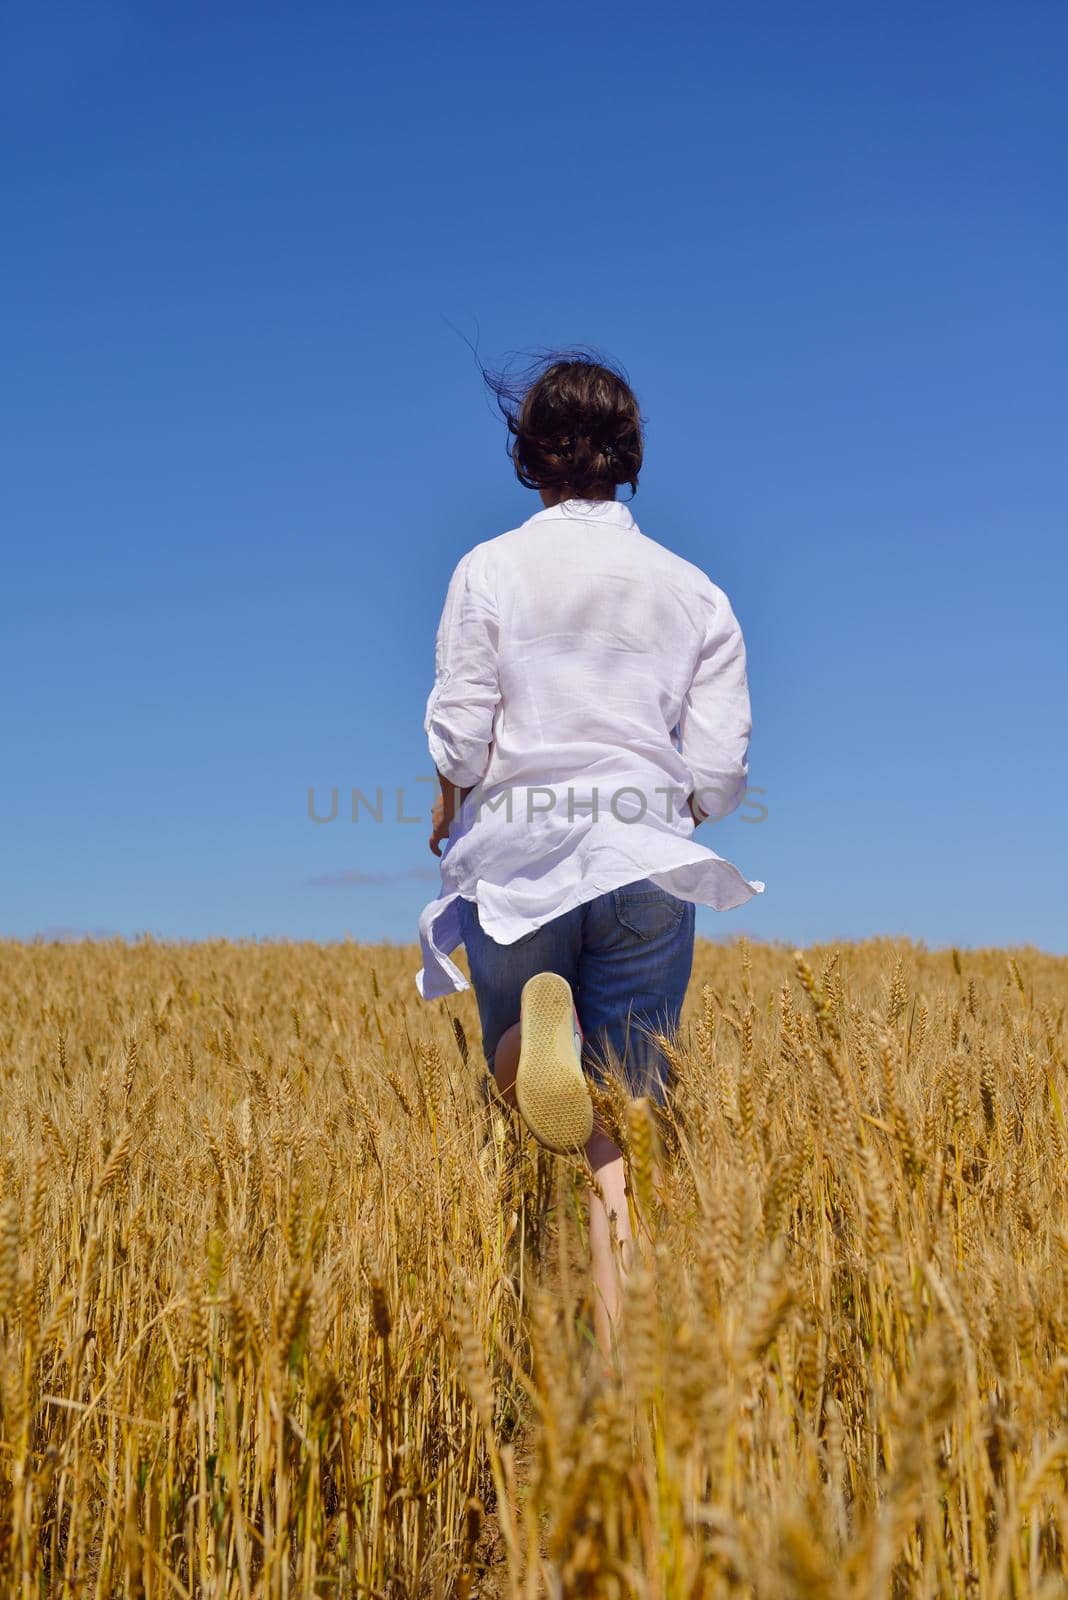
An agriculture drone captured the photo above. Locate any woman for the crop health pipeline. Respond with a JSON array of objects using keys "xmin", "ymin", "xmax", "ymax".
[{"xmin": 417, "ymin": 351, "xmax": 763, "ymax": 1365}]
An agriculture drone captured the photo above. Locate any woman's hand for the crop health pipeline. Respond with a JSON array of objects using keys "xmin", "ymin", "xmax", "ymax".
[
  {"xmin": 688, "ymin": 793, "xmax": 708, "ymax": 826},
  {"xmin": 429, "ymin": 794, "xmax": 450, "ymax": 857},
  {"xmin": 429, "ymin": 774, "xmax": 475, "ymax": 856}
]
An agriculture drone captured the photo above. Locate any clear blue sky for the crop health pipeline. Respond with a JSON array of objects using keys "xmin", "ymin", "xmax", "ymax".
[{"xmin": 3, "ymin": 1, "xmax": 1065, "ymax": 952}]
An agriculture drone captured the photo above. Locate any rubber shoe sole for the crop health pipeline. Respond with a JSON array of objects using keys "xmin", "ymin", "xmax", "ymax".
[{"xmin": 515, "ymin": 973, "xmax": 593, "ymax": 1154}]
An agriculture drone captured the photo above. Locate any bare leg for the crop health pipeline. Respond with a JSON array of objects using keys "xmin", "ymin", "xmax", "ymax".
[
  {"xmin": 585, "ymin": 1132, "xmax": 633, "ymax": 1366},
  {"xmin": 490, "ymin": 1024, "xmax": 632, "ymax": 1365},
  {"xmin": 489, "ymin": 1021, "xmax": 521, "ymax": 1112}
]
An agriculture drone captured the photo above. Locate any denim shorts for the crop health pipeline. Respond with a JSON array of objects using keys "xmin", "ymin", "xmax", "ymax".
[{"xmin": 457, "ymin": 878, "xmax": 695, "ymax": 1105}]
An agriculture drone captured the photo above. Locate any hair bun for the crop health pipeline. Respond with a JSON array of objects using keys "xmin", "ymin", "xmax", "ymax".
[{"xmin": 482, "ymin": 349, "xmax": 643, "ymax": 499}]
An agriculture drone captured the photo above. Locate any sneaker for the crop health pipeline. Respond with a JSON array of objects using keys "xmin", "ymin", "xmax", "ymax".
[{"xmin": 515, "ymin": 972, "xmax": 593, "ymax": 1154}]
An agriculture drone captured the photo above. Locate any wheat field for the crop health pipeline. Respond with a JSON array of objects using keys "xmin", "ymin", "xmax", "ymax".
[{"xmin": 0, "ymin": 936, "xmax": 1065, "ymax": 1597}]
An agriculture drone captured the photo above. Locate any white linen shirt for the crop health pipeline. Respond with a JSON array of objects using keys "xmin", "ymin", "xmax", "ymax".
[{"xmin": 416, "ymin": 497, "xmax": 764, "ymax": 998}]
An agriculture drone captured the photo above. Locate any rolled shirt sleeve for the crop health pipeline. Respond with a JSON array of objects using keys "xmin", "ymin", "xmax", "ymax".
[
  {"xmin": 678, "ymin": 584, "xmax": 752, "ymax": 822},
  {"xmin": 424, "ymin": 548, "xmax": 500, "ymax": 788}
]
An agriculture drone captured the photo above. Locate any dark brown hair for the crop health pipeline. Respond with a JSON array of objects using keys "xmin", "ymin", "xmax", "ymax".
[{"xmin": 483, "ymin": 348, "xmax": 643, "ymax": 499}]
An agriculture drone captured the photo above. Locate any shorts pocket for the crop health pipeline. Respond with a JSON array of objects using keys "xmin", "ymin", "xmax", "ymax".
[
  {"xmin": 460, "ymin": 896, "xmax": 541, "ymax": 952},
  {"xmin": 612, "ymin": 882, "xmax": 686, "ymax": 941}
]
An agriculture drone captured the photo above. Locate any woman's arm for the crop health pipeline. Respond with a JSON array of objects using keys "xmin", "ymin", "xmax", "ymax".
[
  {"xmin": 424, "ymin": 550, "xmax": 499, "ymax": 855},
  {"xmin": 424, "ymin": 550, "xmax": 500, "ymax": 797},
  {"xmin": 678, "ymin": 585, "xmax": 752, "ymax": 825}
]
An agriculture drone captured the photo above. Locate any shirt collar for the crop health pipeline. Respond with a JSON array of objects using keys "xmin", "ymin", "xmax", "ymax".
[{"xmin": 521, "ymin": 497, "xmax": 637, "ymax": 532}]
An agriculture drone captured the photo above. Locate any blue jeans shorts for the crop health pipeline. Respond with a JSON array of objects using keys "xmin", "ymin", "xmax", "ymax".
[{"xmin": 457, "ymin": 879, "xmax": 695, "ymax": 1105}]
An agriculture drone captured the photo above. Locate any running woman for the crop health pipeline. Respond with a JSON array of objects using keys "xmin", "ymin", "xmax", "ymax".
[{"xmin": 417, "ymin": 351, "xmax": 763, "ymax": 1363}]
